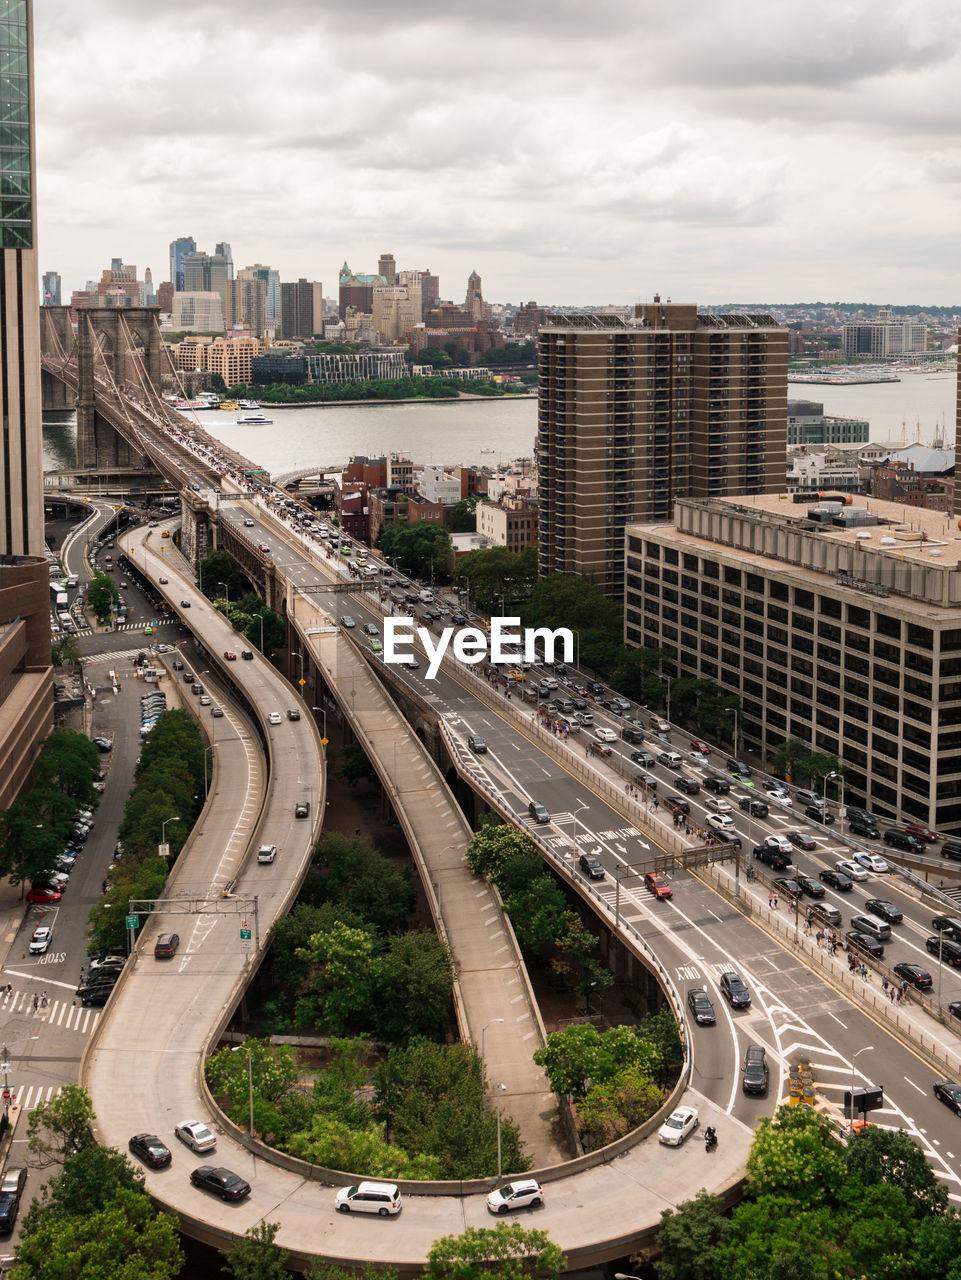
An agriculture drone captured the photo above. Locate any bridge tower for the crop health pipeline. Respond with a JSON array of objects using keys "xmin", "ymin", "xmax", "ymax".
[
  {"xmin": 39, "ymin": 305, "xmax": 74, "ymax": 409},
  {"xmin": 74, "ymin": 307, "xmax": 165, "ymax": 469}
]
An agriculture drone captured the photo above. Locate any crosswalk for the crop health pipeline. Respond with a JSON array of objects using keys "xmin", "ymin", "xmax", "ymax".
[
  {"xmin": 4, "ymin": 1084, "xmax": 63, "ymax": 1112},
  {"xmin": 0, "ymin": 989, "xmax": 101, "ymax": 1035}
]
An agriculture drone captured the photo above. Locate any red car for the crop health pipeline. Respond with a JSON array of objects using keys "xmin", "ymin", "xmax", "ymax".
[
  {"xmin": 689, "ymin": 739, "xmax": 711, "ymax": 755},
  {"xmin": 644, "ymin": 872, "xmax": 673, "ymax": 900},
  {"xmin": 26, "ymin": 888, "xmax": 61, "ymax": 904},
  {"xmin": 224, "ymin": 651, "xmax": 237, "ymax": 661},
  {"xmin": 904, "ymin": 824, "xmax": 939, "ymax": 843}
]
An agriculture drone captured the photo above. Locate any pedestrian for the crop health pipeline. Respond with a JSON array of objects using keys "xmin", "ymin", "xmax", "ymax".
[
  {"xmin": 32, "ymin": 993, "xmax": 38, "ymax": 1010},
  {"xmin": 882, "ymin": 975, "xmax": 888, "ymax": 992},
  {"xmin": 889, "ymin": 986, "xmax": 896, "ymax": 1002},
  {"xmin": 768, "ymin": 891, "xmax": 773, "ymax": 907},
  {"xmin": 40, "ymin": 991, "xmax": 47, "ymax": 1007},
  {"xmin": 896, "ymin": 988, "xmax": 904, "ymax": 1004},
  {"xmin": 773, "ymin": 894, "xmax": 779, "ymax": 909}
]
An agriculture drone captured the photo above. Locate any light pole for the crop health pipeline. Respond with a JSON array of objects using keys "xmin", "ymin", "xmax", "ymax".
[
  {"xmin": 230, "ymin": 1042, "xmax": 256, "ymax": 1147},
  {"xmin": 849, "ymin": 1045, "xmax": 874, "ymax": 1131},
  {"xmin": 159, "ymin": 815, "xmax": 180, "ymax": 857},
  {"xmin": 257, "ymin": 612, "xmax": 264, "ymax": 652},
  {"xmin": 203, "ymin": 745, "xmax": 216, "ymax": 799},
  {"xmin": 218, "ymin": 581, "xmax": 229, "ymax": 604},
  {"xmin": 496, "ymin": 1082, "xmax": 507, "ymax": 1177},
  {"xmin": 481, "ymin": 1018, "xmax": 504, "ymax": 1068},
  {"xmin": 312, "ymin": 706, "xmax": 328, "ymax": 743},
  {"xmin": 826, "ymin": 770, "xmax": 845, "ymax": 838}
]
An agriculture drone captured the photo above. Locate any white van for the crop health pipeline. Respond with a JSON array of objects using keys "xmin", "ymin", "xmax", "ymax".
[{"xmin": 419, "ymin": 589, "xmax": 434, "ymax": 603}]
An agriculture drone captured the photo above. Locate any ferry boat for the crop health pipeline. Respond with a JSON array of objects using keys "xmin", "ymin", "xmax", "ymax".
[
  {"xmin": 238, "ymin": 399, "xmax": 261, "ymax": 410},
  {"xmin": 235, "ymin": 413, "xmax": 273, "ymax": 425},
  {"xmin": 219, "ymin": 400, "xmax": 240, "ymax": 411}
]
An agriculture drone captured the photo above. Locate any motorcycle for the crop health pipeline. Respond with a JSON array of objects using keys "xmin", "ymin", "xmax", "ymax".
[{"xmin": 704, "ymin": 1126, "xmax": 718, "ymax": 1151}]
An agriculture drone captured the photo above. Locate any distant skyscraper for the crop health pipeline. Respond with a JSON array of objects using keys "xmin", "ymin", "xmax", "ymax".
[
  {"xmin": 465, "ymin": 270, "xmax": 484, "ymax": 322},
  {"xmin": 215, "ymin": 240, "xmax": 234, "ymax": 280},
  {"xmin": 420, "ymin": 270, "xmax": 439, "ymax": 309},
  {"xmin": 240, "ymin": 264, "xmax": 280, "ymax": 332},
  {"xmin": 41, "ymin": 269, "xmax": 60, "ymax": 305},
  {"xmin": 184, "ymin": 251, "xmax": 229, "ymax": 324},
  {"xmin": 537, "ymin": 300, "xmax": 788, "ymax": 598},
  {"xmin": 280, "ymin": 278, "xmax": 323, "ymax": 339},
  {"xmin": 378, "ymin": 252, "xmax": 397, "ymax": 286},
  {"xmin": 169, "ymin": 235, "xmax": 196, "ymax": 292}
]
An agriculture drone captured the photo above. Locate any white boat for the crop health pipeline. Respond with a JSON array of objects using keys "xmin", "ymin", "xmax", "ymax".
[
  {"xmin": 235, "ymin": 413, "xmax": 273, "ymax": 425},
  {"xmin": 239, "ymin": 399, "xmax": 261, "ymax": 410}
]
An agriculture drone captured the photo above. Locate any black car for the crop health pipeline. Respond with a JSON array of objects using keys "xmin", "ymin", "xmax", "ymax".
[
  {"xmin": 864, "ymin": 899, "xmax": 903, "ymax": 925},
  {"xmin": 925, "ymin": 935, "xmax": 961, "ymax": 967},
  {"xmin": 674, "ymin": 776, "xmax": 701, "ymax": 795},
  {"xmin": 742, "ymin": 1045, "xmax": 769, "ymax": 1096},
  {"xmin": 719, "ymin": 971, "xmax": 751, "ymax": 1008},
  {"xmin": 630, "ymin": 750, "xmax": 657, "ymax": 767},
  {"xmin": 687, "ymin": 988, "xmax": 716, "ymax": 1026},
  {"xmin": 932, "ymin": 915, "xmax": 961, "ymax": 937},
  {"xmin": 0, "ymin": 1165, "xmax": 26, "ymax": 1235},
  {"xmin": 738, "ymin": 797, "xmax": 769, "ymax": 819},
  {"xmin": 819, "ymin": 868, "xmax": 853, "ymax": 891},
  {"xmin": 948, "ymin": 1000, "xmax": 961, "ymax": 1022},
  {"xmin": 578, "ymin": 853, "xmax": 605, "ymax": 880},
  {"xmin": 753, "ymin": 844, "xmax": 790, "ymax": 871},
  {"xmin": 80, "ymin": 986, "xmax": 113, "ymax": 1008},
  {"xmin": 703, "ymin": 774, "xmax": 731, "ymax": 794},
  {"xmin": 189, "ymin": 1166, "xmax": 251, "ymax": 1201},
  {"xmin": 774, "ymin": 877, "xmax": 803, "ymax": 899},
  {"xmin": 621, "ymin": 726, "xmax": 645, "ymax": 744},
  {"xmin": 883, "ymin": 829, "xmax": 924, "ymax": 854},
  {"xmin": 788, "ymin": 831, "xmax": 817, "ymax": 852},
  {"xmin": 795, "ymin": 875, "xmax": 825, "ymax": 899},
  {"xmin": 848, "ymin": 817, "xmax": 880, "ymax": 839},
  {"xmin": 804, "ymin": 804, "xmax": 834, "ymax": 824},
  {"xmin": 180, "ymin": 599, "xmax": 191, "ymax": 608},
  {"xmin": 846, "ymin": 930, "xmax": 884, "ymax": 959},
  {"xmin": 154, "ymin": 932, "xmax": 180, "ymax": 959},
  {"xmin": 287, "ymin": 708, "xmax": 300, "ymax": 721},
  {"xmin": 934, "ymin": 1081, "xmax": 961, "ymax": 1115},
  {"xmin": 893, "ymin": 963, "xmax": 932, "ymax": 991},
  {"xmin": 468, "ymin": 735, "xmax": 487, "ymax": 754},
  {"xmin": 128, "ymin": 1133, "xmax": 173, "ymax": 1168},
  {"xmin": 586, "ymin": 681, "xmax": 605, "ymax": 697},
  {"xmin": 294, "ymin": 801, "xmax": 309, "ymax": 819}
]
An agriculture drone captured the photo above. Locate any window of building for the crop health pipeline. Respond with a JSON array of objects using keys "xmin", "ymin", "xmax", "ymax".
[{"xmin": 770, "ymin": 581, "xmax": 789, "ymax": 602}]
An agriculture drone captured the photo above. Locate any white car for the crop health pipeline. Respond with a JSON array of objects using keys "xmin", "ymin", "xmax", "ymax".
[
  {"xmin": 836, "ymin": 858, "xmax": 869, "ymax": 882},
  {"xmin": 764, "ymin": 787, "xmax": 793, "ymax": 807},
  {"xmin": 335, "ymin": 1181, "xmax": 403, "ymax": 1216},
  {"xmin": 658, "ymin": 1105, "xmax": 699, "ymax": 1146},
  {"xmin": 174, "ymin": 1120, "xmax": 216, "ymax": 1153},
  {"xmin": 267, "ymin": 711, "xmax": 282, "ymax": 725},
  {"xmin": 705, "ymin": 797, "xmax": 733, "ymax": 814},
  {"xmin": 486, "ymin": 1178, "xmax": 544, "ymax": 1214},
  {"xmin": 855, "ymin": 851, "xmax": 890, "ymax": 874},
  {"xmin": 595, "ymin": 727, "xmax": 617, "ymax": 743},
  {"xmin": 762, "ymin": 835, "xmax": 793, "ymax": 855},
  {"xmin": 29, "ymin": 926, "xmax": 52, "ymax": 954},
  {"xmin": 706, "ymin": 813, "xmax": 735, "ymax": 832}
]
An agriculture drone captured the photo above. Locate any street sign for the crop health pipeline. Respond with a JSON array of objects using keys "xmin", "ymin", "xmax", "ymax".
[
  {"xmin": 125, "ymin": 914, "xmax": 139, "ymax": 929},
  {"xmin": 321, "ymin": 737, "xmax": 328, "ymax": 746},
  {"xmin": 298, "ymin": 677, "xmax": 306, "ymax": 687},
  {"xmin": 158, "ymin": 842, "xmax": 170, "ymax": 859},
  {"xmin": 239, "ymin": 928, "xmax": 252, "ymax": 941}
]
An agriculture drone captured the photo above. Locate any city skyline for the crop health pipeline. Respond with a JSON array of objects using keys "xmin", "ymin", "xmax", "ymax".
[{"xmin": 34, "ymin": 1, "xmax": 961, "ymax": 306}]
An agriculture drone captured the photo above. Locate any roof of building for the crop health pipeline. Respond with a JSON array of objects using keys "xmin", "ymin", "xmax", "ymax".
[{"xmin": 875, "ymin": 446, "xmax": 955, "ymax": 474}]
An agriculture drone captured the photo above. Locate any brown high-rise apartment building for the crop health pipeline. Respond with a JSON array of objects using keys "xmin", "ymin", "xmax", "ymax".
[
  {"xmin": 0, "ymin": 0, "xmax": 54, "ymax": 805},
  {"xmin": 536, "ymin": 300, "xmax": 788, "ymax": 598}
]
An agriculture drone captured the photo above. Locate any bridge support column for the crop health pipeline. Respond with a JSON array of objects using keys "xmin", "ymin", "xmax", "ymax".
[
  {"xmin": 41, "ymin": 368, "xmax": 69, "ymax": 410},
  {"xmin": 179, "ymin": 493, "xmax": 214, "ymax": 568},
  {"xmin": 76, "ymin": 404, "xmax": 146, "ymax": 470}
]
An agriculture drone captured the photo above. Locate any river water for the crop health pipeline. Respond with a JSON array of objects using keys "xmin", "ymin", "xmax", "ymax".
[{"xmin": 42, "ymin": 375, "xmax": 956, "ymax": 477}]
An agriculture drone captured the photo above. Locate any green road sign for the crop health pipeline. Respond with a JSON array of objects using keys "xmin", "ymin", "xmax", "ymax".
[
  {"xmin": 125, "ymin": 915, "xmax": 139, "ymax": 930},
  {"xmin": 240, "ymin": 928, "xmax": 252, "ymax": 941}
]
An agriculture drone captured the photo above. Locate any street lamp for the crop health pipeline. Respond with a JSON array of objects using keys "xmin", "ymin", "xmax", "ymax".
[
  {"xmin": 826, "ymin": 770, "xmax": 845, "ymax": 838},
  {"xmin": 481, "ymin": 1018, "xmax": 504, "ymax": 1066},
  {"xmin": 218, "ymin": 581, "xmax": 229, "ymax": 604},
  {"xmin": 312, "ymin": 706, "xmax": 328, "ymax": 743},
  {"xmin": 496, "ymin": 1082, "xmax": 507, "ymax": 1177},
  {"xmin": 230, "ymin": 1042, "xmax": 256, "ymax": 1146},
  {"xmin": 159, "ymin": 815, "xmax": 180, "ymax": 857},
  {"xmin": 257, "ymin": 612, "xmax": 264, "ymax": 652},
  {"xmin": 203, "ymin": 745, "xmax": 216, "ymax": 799},
  {"xmin": 849, "ymin": 1045, "xmax": 874, "ymax": 1131}
]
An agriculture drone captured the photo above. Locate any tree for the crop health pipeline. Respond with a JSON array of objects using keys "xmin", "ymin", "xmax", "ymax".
[
  {"xmin": 221, "ymin": 1221, "xmax": 290, "ymax": 1280},
  {"xmin": 372, "ymin": 931, "xmax": 455, "ymax": 1043},
  {"xmin": 533, "ymin": 1023, "xmax": 660, "ymax": 1099},
  {"xmin": 12, "ymin": 1184, "xmax": 183, "ymax": 1280},
  {"xmin": 451, "ymin": 498, "xmax": 478, "ymax": 533},
  {"xmin": 285, "ymin": 1113, "xmax": 440, "ymax": 1179},
  {"xmin": 33, "ymin": 730, "xmax": 100, "ymax": 801},
  {"xmin": 845, "ymin": 1126, "xmax": 948, "ymax": 1218},
  {"xmin": 303, "ymin": 832, "xmax": 415, "ymax": 933},
  {"xmin": 577, "ymin": 1065, "xmax": 663, "ymax": 1149},
  {"xmin": 86, "ymin": 570, "xmax": 119, "ymax": 624},
  {"xmin": 426, "ymin": 1223, "xmax": 564, "ymax": 1280},
  {"xmin": 454, "ymin": 546, "xmax": 535, "ymax": 613},
  {"xmin": 503, "ymin": 876, "xmax": 574, "ymax": 952},
  {"xmin": 27, "ymin": 1084, "xmax": 96, "ymax": 1163},
  {"xmin": 0, "ymin": 796, "xmax": 65, "ymax": 888},
  {"xmin": 199, "ymin": 548, "xmax": 248, "ymax": 601},
  {"xmin": 466, "ymin": 819, "xmax": 539, "ymax": 884},
  {"xmin": 247, "ymin": 606, "xmax": 285, "ymax": 653},
  {"xmin": 744, "ymin": 1106, "xmax": 846, "ymax": 1208},
  {"xmin": 654, "ymin": 1189, "xmax": 727, "ymax": 1280},
  {"xmin": 334, "ymin": 742, "xmax": 378, "ymax": 788},
  {"xmin": 294, "ymin": 921, "xmax": 376, "ymax": 1032},
  {"xmin": 34, "ymin": 1145, "xmax": 144, "ymax": 1219}
]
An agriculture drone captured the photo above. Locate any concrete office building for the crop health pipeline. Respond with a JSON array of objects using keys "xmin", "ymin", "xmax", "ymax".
[
  {"xmin": 787, "ymin": 400, "xmax": 869, "ymax": 447},
  {"xmin": 0, "ymin": 1, "xmax": 53, "ymax": 803},
  {"xmin": 537, "ymin": 301, "xmax": 787, "ymax": 598},
  {"xmin": 625, "ymin": 492, "xmax": 961, "ymax": 833},
  {"xmin": 170, "ymin": 291, "xmax": 225, "ymax": 333},
  {"xmin": 843, "ymin": 310, "xmax": 927, "ymax": 359}
]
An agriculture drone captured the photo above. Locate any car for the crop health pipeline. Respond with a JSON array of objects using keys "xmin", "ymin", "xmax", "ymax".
[
  {"xmin": 467, "ymin": 735, "xmax": 487, "ymax": 754},
  {"xmin": 154, "ymin": 932, "xmax": 180, "ymax": 959},
  {"xmin": 687, "ymin": 988, "xmax": 716, "ymax": 1026},
  {"xmin": 819, "ymin": 867, "xmax": 853, "ymax": 891},
  {"xmin": 267, "ymin": 711, "xmax": 282, "ymax": 725},
  {"xmin": 704, "ymin": 796, "xmax": 733, "ymax": 814},
  {"xmin": 594, "ymin": 727, "xmax": 617, "ymax": 743},
  {"xmin": 241, "ymin": 649, "xmax": 254, "ymax": 660},
  {"xmin": 190, "ymin": 1165, "xmax": 251, "ymax": 1201},
  {"xmin": 934, "ymin": 1081, "xmax": 961, "ymax": 1115},
  {"xmin": 703, "ymin": 773, "xmax": 731, "ymax": 794},
  {"xmin": 93, "ymin": 737, "xmax": 112, "ymax": 752},
  {"xmin": 487, "ymin": 1178, "xmax": 544, "ymax": 1214},
  {"xmin": 810, "ymin": 901, "xmax": 843, "ymax": 927},
  {"xmin": 341, "ymin": 616, "xmax": 356, "ymax": 629},
  {"xmin": 926, "ymin": 935, "xmax": 961, "ymax": 967},
  {"xmin": 672, "ymin": 776, "xmax": 700, "ymax": 796},
  {"xmin": 223, "ymin": 650, "xmax": 237, "ymax": 660},
  {"xmin": 158, "ymin": 575, "xmax": 168, "ymax": 584},
  {"xmin": 893, "ymin": 962, "xmax": 932, "ymax": 990},
  {"xmin": 846, "ymin": 930, "xmax": 884, "ymax": 958},
  {"xmin": 643, "ymin": 871, "xmax": 673, "ymax": 899},
  {"xmin": 855, "ymin": 852, "xmax": 890, "ymax": 874},
  {"xmin": 932, "ymin": 915, "xmax": 961, "ymax": 938},
  {"xmin": 658, "ymin": 1105, "xmax": 700, "ymax": 1146},
  {"xmin": 88, "ymin": 955, "xmax": 125, "ymax": 974},
  {"xmin": 209, "ymin": 706, "xmax": 224, "ymax": 719},
  {"xmin": 578, "ymin": 853, "xmax": 605, "ymax": 880},
  {"xmin": 29, "ymin": 926, "xmax": 52, "ymax": 954},
  {"xmin": 199, "ymin": 694, "xmax": 211, "ymax": 707},
  {"xmin": 788, "ymin": 831, "xmax": 817, "ymax": 852},
  {"xmin": 128, "ymin": 1133, "xmax": 173, "ymax": 1168},
  {"xmin": 631, "ymin": 750, "xmax": 657, "ymax": 767},
  {"xmin": 762, "ymin": 834, "xmax": 793, "ymax": 855},
  {"xmin": 528, "ymin": 801, "xmax": 550, "ymax": 824},
  {"xmin": 706, "ymin": 814, "xmax": 734, "ymax": 832},
  {"xmin": 865, "ymin": 899, "xmax": 903, "ymax": 925},
  {"xmin": 690, "ymin": 739, "xmax": 711, "ymax": 755},
  {"xmin": 368, "ymin": 637, "xmax": 383, "ymax": 652},
  {"xmin": 726, "ymin": 757, "xmax": 752, "ymax": 777},
  {"xmin": 180, "ymin": 599, "xmax": 190, "ymax": 608},
  {"xmin": 795, "ymin": 875, "xmax": 825, "ymax": 898},
  {"xmin": 836, "ymin": 858, "xmax": 869, "ymax": 881},
  {"xmin": 286, "ymin": 708, "xmax": 301, "ymax": 722},
  {"xmin": 950, "ymin": 1000, "xmax": 961, "ymax": 1022},
  {"xmin": 657, "ymin": 751, "xmax": 682, "ymax": 767},
  {"xmin": 294, "ymin": 801, "xmax": 309, "ymax": 819},
  {"xmin": 25, "ymin": 887, "xmax": 60, "ymax": 904},
  {"xmin": 175, "ymin": 1120, "xmax": 217, "ymax": 1153},
  {"xmin": 739, "ymin": 796, "xmax": 769, "ymax": 818},
  {"xmin": 0, "ymin": 1166, "xmax": 26, "ymax": 1236},
  {"xmin": 774, "ymin": 877, "xmax": 803, "ymax": 899},
  {"xmin": 335, "ymin": 1181, "xmax": 403, "ymax": 1216},
  {"xmin": 742, "ymin": 1045, "xmax": 769, "ymax": 1096},
  {"xmin": 753, "ymin": 844, "xmax": 790, "ymax": 870},
  {"xmin": 883, "ymin": 828, "xmax": 925, "ymax": 854},
  {"xmin": 622, "ymin": 726, "xmax": 646, "ymax": 744},
  {"xmin": 182, "ymin": 670, "xmax": 195, "ymax": 682},
  {"xmin": 243, "ymin": 517, "xmax": 255, "ymax": 527},
  {"xmin": 257, "ymin": 844, "xmax": 278, "ymax": 864},
  {"xmin": 719, "ymin": 971, "xmax": 751, "ymax": 1008},
  {"xmin": 362, "ymin": 623, "xmax": 378, "ymax": 636},
  {"xmin": 848, "ymin": 817, "xmax": 881, "ymax": 839},
  {"xmin": 796, "ymin": 789, "xmax": 822, "ymax": 808},
  {"xmin": 804, "ymin": 804, "xmax": 834, "ymax": 824}
]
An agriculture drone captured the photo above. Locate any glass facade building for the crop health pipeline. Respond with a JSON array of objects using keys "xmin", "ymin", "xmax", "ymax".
[{"xmin": 0, "ymin": 0, "xmax": 31, "ymax": 249}]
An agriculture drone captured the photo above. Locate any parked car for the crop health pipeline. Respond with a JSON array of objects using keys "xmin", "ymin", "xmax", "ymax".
[
  {"xmin": 658, "ymin": 1105, "xmax": 700, "ymax": 1146},
  {"xmin": 189, "ymin": 1166, "xmax": 251, "ymax": 1201},
  {"xmin": 175, "ymin": 1120, "xmax": 217, "ymax": 1153},
  {"xmin": 29, "ymin": 926, "xmax": 52, "ymax": 954}
]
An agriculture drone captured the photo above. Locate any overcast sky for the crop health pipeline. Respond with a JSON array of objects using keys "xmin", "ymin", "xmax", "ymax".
[{"xmin": 34, "ymin": 0, "xmax": 961, "ymax": 307}]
